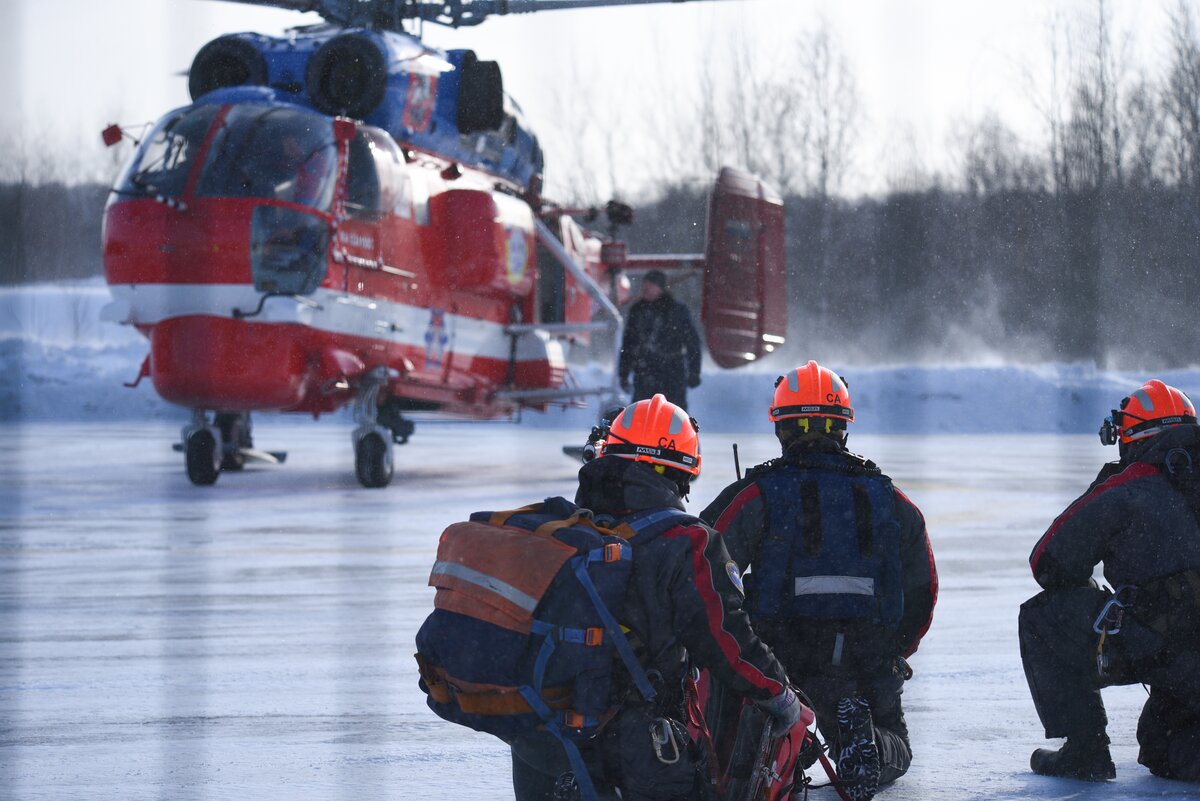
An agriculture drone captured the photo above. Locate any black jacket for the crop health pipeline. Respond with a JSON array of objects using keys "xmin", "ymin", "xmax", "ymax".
[
  {"xmin": 700, "ymin": 437, "xmax": 937, "ymax": 668},
  {"xmin": 574, "ymin": 457, "xmax": 788, "ymax": 704},
  {"xmin": 1030, "ymin": 424, "xmax": 1200, "ymax": 591},
  {"xmin": 618, "ymin": 294, "xmax": 702, "ymax": 408}
]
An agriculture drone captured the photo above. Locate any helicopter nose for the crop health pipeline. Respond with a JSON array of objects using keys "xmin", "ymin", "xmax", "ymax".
[{"xmin": 149, "ymin": 316, "xmax": 310, "ymax": 411}]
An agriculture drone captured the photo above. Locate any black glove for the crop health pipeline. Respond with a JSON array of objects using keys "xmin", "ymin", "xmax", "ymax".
[{"xmin": 688, "ymin": 374, "xmax": 701, "ymax": 388}]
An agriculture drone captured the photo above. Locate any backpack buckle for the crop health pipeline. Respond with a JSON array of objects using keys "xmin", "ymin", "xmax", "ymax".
[
  {"xmin": 603, "ymin": 543, "xmax": 623, "ymax": 562},
  {"xmin": 563, "ymin": 710, "xmax": 587, "ymax": 729},
  {"xmin": 585, "ymin": 627, "xmax": 604, "ymax": 646}
]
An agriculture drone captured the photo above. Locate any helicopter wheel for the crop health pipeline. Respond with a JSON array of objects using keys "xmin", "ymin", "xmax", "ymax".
[
  {"xmin": 185, "ymin": 429, "xmax": 221, "ymax": 486},
  {"xmin": 354, "ymin": 431, "xmax": 393, "ymax": 488}
]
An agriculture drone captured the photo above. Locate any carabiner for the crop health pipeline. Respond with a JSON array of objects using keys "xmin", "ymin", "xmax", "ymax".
[
  {"xmin": 650, "ymin": 717, "xmax": 681, "ymax": 765},
  {"xmin": 1092, "ymin": 594, "xmax": 1126, "ymax": 635}
]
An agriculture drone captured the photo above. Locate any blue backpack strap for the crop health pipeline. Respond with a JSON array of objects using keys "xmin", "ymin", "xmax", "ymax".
[
  {"xmin": 579, "ymin": 508, "xmax": 698, "ymax": 702},
  {"xmin": 517, "ymin": 686, "xmax": 602, "ymax": 801},
  {"xmin": 570, "ymin": 553, "xmax": 659, "ymax": 703},
  {"xmin": 528, "ymin": 619, "xmax": 605, "ymax": 691},
  {"xmin": 520, "ymin": 506, "xmax": 696, "ymax": 801},
  {"xmin": 622, "ymin": 508, "xmax": 697, "ymax": 542}
]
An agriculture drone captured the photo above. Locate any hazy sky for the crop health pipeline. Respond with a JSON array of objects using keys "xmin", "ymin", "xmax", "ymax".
[{"xmin": 2, "ymin": 0, "xmax": 1181, "ymax": 197}]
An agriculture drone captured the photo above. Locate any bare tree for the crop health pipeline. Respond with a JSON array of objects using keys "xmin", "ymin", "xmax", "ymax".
[
  {"xmin": 1023, "ymin": 8, "xmax": 1071, "ymax": 193},
  {"xmin": 1120, "ymin": 71, "xmax": 1167, "ymax": 189},
  {"xmin": 540, "ymin": 66, "xmax": 609, "ymax": 204},
  {"xmin": 1163, "ymin": 0, "xmax": 1200, "ymax": 191},
  {"xmin": 799, "ymin": 18, "xmax": 859, "ymax": 201},
  {"xmin": 711, "ymin": 23, "xmax": 808, "ymax": 193},
  {"xmin": 955, "ymin": 113, "xmax": 1047, "ymax": 195},
  {"xmin": 692, "ymin": 30, "xmax": 726, "ymax": 182}
]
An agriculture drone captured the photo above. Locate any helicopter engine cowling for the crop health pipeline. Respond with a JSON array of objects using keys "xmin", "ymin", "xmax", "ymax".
[
  {"xmin": 181, "ymin": 26, "xmax": 542, "ymax": 196},
  {"xmin": 306, "ymin": 32, "xmax": 390, "ymax": 119},
  {"xmin": 188, "ymin": 34, "xmax": 270, "ymax": 101},
  {"xmin": 455, "ymin": 50, "xmax": 504, "ymax": 134}
]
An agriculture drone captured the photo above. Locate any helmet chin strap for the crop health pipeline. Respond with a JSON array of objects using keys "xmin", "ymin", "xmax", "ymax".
[{"xmin": 777, "ymin": 418, "xmax": 847, "ymax": 450}]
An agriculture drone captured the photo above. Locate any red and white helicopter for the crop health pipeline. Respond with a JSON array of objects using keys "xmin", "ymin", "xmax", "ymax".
[{"xmin": 101, "ymin": 0, "xmax": 787, "ymax": 487}]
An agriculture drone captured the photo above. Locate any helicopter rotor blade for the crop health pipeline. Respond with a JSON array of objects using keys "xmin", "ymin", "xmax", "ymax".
[
  {"xmin": 198, "ymin": 0, "xmax": 735, "ymax": 31},
  {"xmin": 198, "ymin": 0, "xmax": 325, "ymax": 15},
  {"xmin": 418, "ymin": 0, "xmax": 737, "ymax": 28},
  {"xmin": 195, "ymin": 0, "xmax": 372, "ymax": 28}
]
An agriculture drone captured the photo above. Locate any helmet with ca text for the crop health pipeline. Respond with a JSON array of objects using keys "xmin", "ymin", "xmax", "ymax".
[
  {"xmin": 770, "ymin": 360, "xmax": 854, "ymax": 430},
  {"xmin": 1099, "ymin": 379, "xmax": 1197, "ymax": 446},
  {"xmin": 598, "ymin": 394, "xmax": 702, "ymax": 477}
]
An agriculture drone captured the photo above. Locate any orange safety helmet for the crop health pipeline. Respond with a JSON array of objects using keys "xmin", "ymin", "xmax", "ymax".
[
  {"xmin": 1099, "ymin": 379, "xmax": 1197, "ymax": 445},
  {"xmin": 598, "ymin": 394, "xmax": 702, "ymax": 476},
  {"xmin": 770, "ymin": 361, "xmax": 854, "ymax": 424}
]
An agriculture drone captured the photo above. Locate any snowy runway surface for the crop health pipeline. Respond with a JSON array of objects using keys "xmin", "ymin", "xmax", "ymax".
[{"xmin": 3, "ymin": 422, "xmax": 1197, "ymax": 800}]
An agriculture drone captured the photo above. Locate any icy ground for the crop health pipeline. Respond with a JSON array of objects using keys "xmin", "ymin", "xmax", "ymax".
[{"xmin": 4, "ymin": 422, "xmax": 1199, "ymax": 801}]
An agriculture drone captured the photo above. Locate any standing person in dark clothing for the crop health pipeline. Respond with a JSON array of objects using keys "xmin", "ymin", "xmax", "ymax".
[
  {"xmin": 700, "ymin": 361, "xmax": 937, "ymax": 801},
  {"xmin": 618, "ymin": 270, "xmax": 703, "ymax": 410},
  {"xmin": 1021, "ymin": 379, "xmax": 1200, "ymax": 783},
  {"xmin": 509, "ymin": 394, "xmax": 806, "ymax": 801}
]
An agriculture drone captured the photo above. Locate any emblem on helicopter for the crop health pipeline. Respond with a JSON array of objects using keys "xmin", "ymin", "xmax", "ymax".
[
  {"xmin": 99, "ymin": 0, "xmax": 788, "ymax": 489},
  {"xmin": 424, "ymin": 308, "xmax": 450, "ymax": 368},
  {"xmin": 506, "ymin": 227, "xmax": 529, "ymax": 286},
  {"xmin": 403, "ymin": 74, "xmax": 438, "ymax": 133}
]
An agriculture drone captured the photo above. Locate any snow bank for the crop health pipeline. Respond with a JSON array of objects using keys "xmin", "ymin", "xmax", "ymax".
[{"xmin": 5, "ymin": 281, "xmax": 1199, "ymax": 433}]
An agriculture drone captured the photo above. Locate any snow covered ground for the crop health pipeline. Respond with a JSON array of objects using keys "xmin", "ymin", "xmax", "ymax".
[
  {"xmin": 4, "ymin": 280, "xmax": 1200, "ymax": 799},
  {"xmin": 2, "ymin": 422, "xmax": 1198, "ymax": 801},
  {"xmin": 4, "ymin": 278, "xmax": 1200, "ymax": 430}
]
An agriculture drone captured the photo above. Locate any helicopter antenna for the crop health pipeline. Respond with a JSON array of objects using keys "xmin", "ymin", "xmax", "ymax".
[{"xmin": 203, "ymin": 0, "xmax": 735, "ymax": 32}]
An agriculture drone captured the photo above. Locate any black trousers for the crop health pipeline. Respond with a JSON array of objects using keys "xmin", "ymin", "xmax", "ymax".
[
  {"xmin": 799, "ymin": 671, "xmax": 913, "ymax": 787},
  {"xmin": 1018, "ymin": 586, "xmax": 1200, "ymax": 780},
  {"xmin": 632, "ymin": 374, "xmax": 688, "ymax": 411}
]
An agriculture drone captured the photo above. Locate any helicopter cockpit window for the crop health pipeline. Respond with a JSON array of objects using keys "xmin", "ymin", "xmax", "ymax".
[
  {"xmin": 115, "ymin": 105, "xmax": 219, "ymax": 199},
  {"xmin": 195, "ymin": 104, "xmax": 337, "ymax": 212},
  {"xmin": 344, "ymin": 132, "xmax": 382, "ymax": 219}
]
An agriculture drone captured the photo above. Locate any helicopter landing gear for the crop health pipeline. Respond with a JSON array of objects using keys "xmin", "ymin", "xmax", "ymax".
[
  {"xmin": 351, "ymin": 367, "xmax": 402, "ymax": 488},
  {"xmin": 183, "ymin": 409, "xmax": 222, "ymax": 486},
  {"xmin": 378, "ymin": 397, "xmax": 416, "ymax": 445},
  {"xmin": 215, "ymin": 412, "xmax": 253, "ymax": 471}
]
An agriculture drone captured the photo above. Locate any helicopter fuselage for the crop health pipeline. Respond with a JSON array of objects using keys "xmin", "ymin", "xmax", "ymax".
[
  {"xmin": 99, "ymin": 8, "xmax": 787, "ymax": 488},
  {"xmin": 104, "ymin": 98, "xmax": 573, "ymax": 419}
]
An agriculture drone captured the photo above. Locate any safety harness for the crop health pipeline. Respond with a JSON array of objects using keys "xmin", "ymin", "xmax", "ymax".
[{"xmin": 1093, "ymin": 446, "xmax": 1200, "ymax": 676}]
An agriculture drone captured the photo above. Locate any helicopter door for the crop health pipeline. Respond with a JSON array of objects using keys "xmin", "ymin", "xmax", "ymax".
[
  {"xmin": 333, "ymin": 131, "xmax": 386, "ymax": 334},
  {"xmin": 701, "ymin": 167, "xmax": 787, "ymax": 368},
  {"xmin": 538, "ymin": 215, "xmax": 593, "ymax": 328}
]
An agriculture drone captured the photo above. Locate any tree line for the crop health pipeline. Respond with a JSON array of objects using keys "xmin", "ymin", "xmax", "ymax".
[
  {"xmin": 0, "ymin": 182, "xmax": 109, "ymax": 284},
  {"xmin": 4, "ymin": 1, "xmax": 1199, "ymax": 368},
  {"xmin": 621, "ymin": 1, "xmax": 1200, "ymax": 369}
]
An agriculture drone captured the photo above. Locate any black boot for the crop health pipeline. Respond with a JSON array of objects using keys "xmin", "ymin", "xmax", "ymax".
[
  {"xmin": 1030, "ymin": 734, "xmax": 1116, "ymax": 781},
  {"xmin": 835, "ymin": 696, "xmax": 880, "ymax": 801}
]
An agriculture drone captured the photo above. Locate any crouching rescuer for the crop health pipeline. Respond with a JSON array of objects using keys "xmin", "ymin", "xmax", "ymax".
[
  {"xmin": 414, "ymin": 394, "xmax": 807, "ymax": 800},
  {"xmin": 700, "ymin": 362, "xmax": 938, "ymax": 801},
  {"xmin": 1021, "ymin": 379, "xmax": 1200, "ymax": 782}
]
